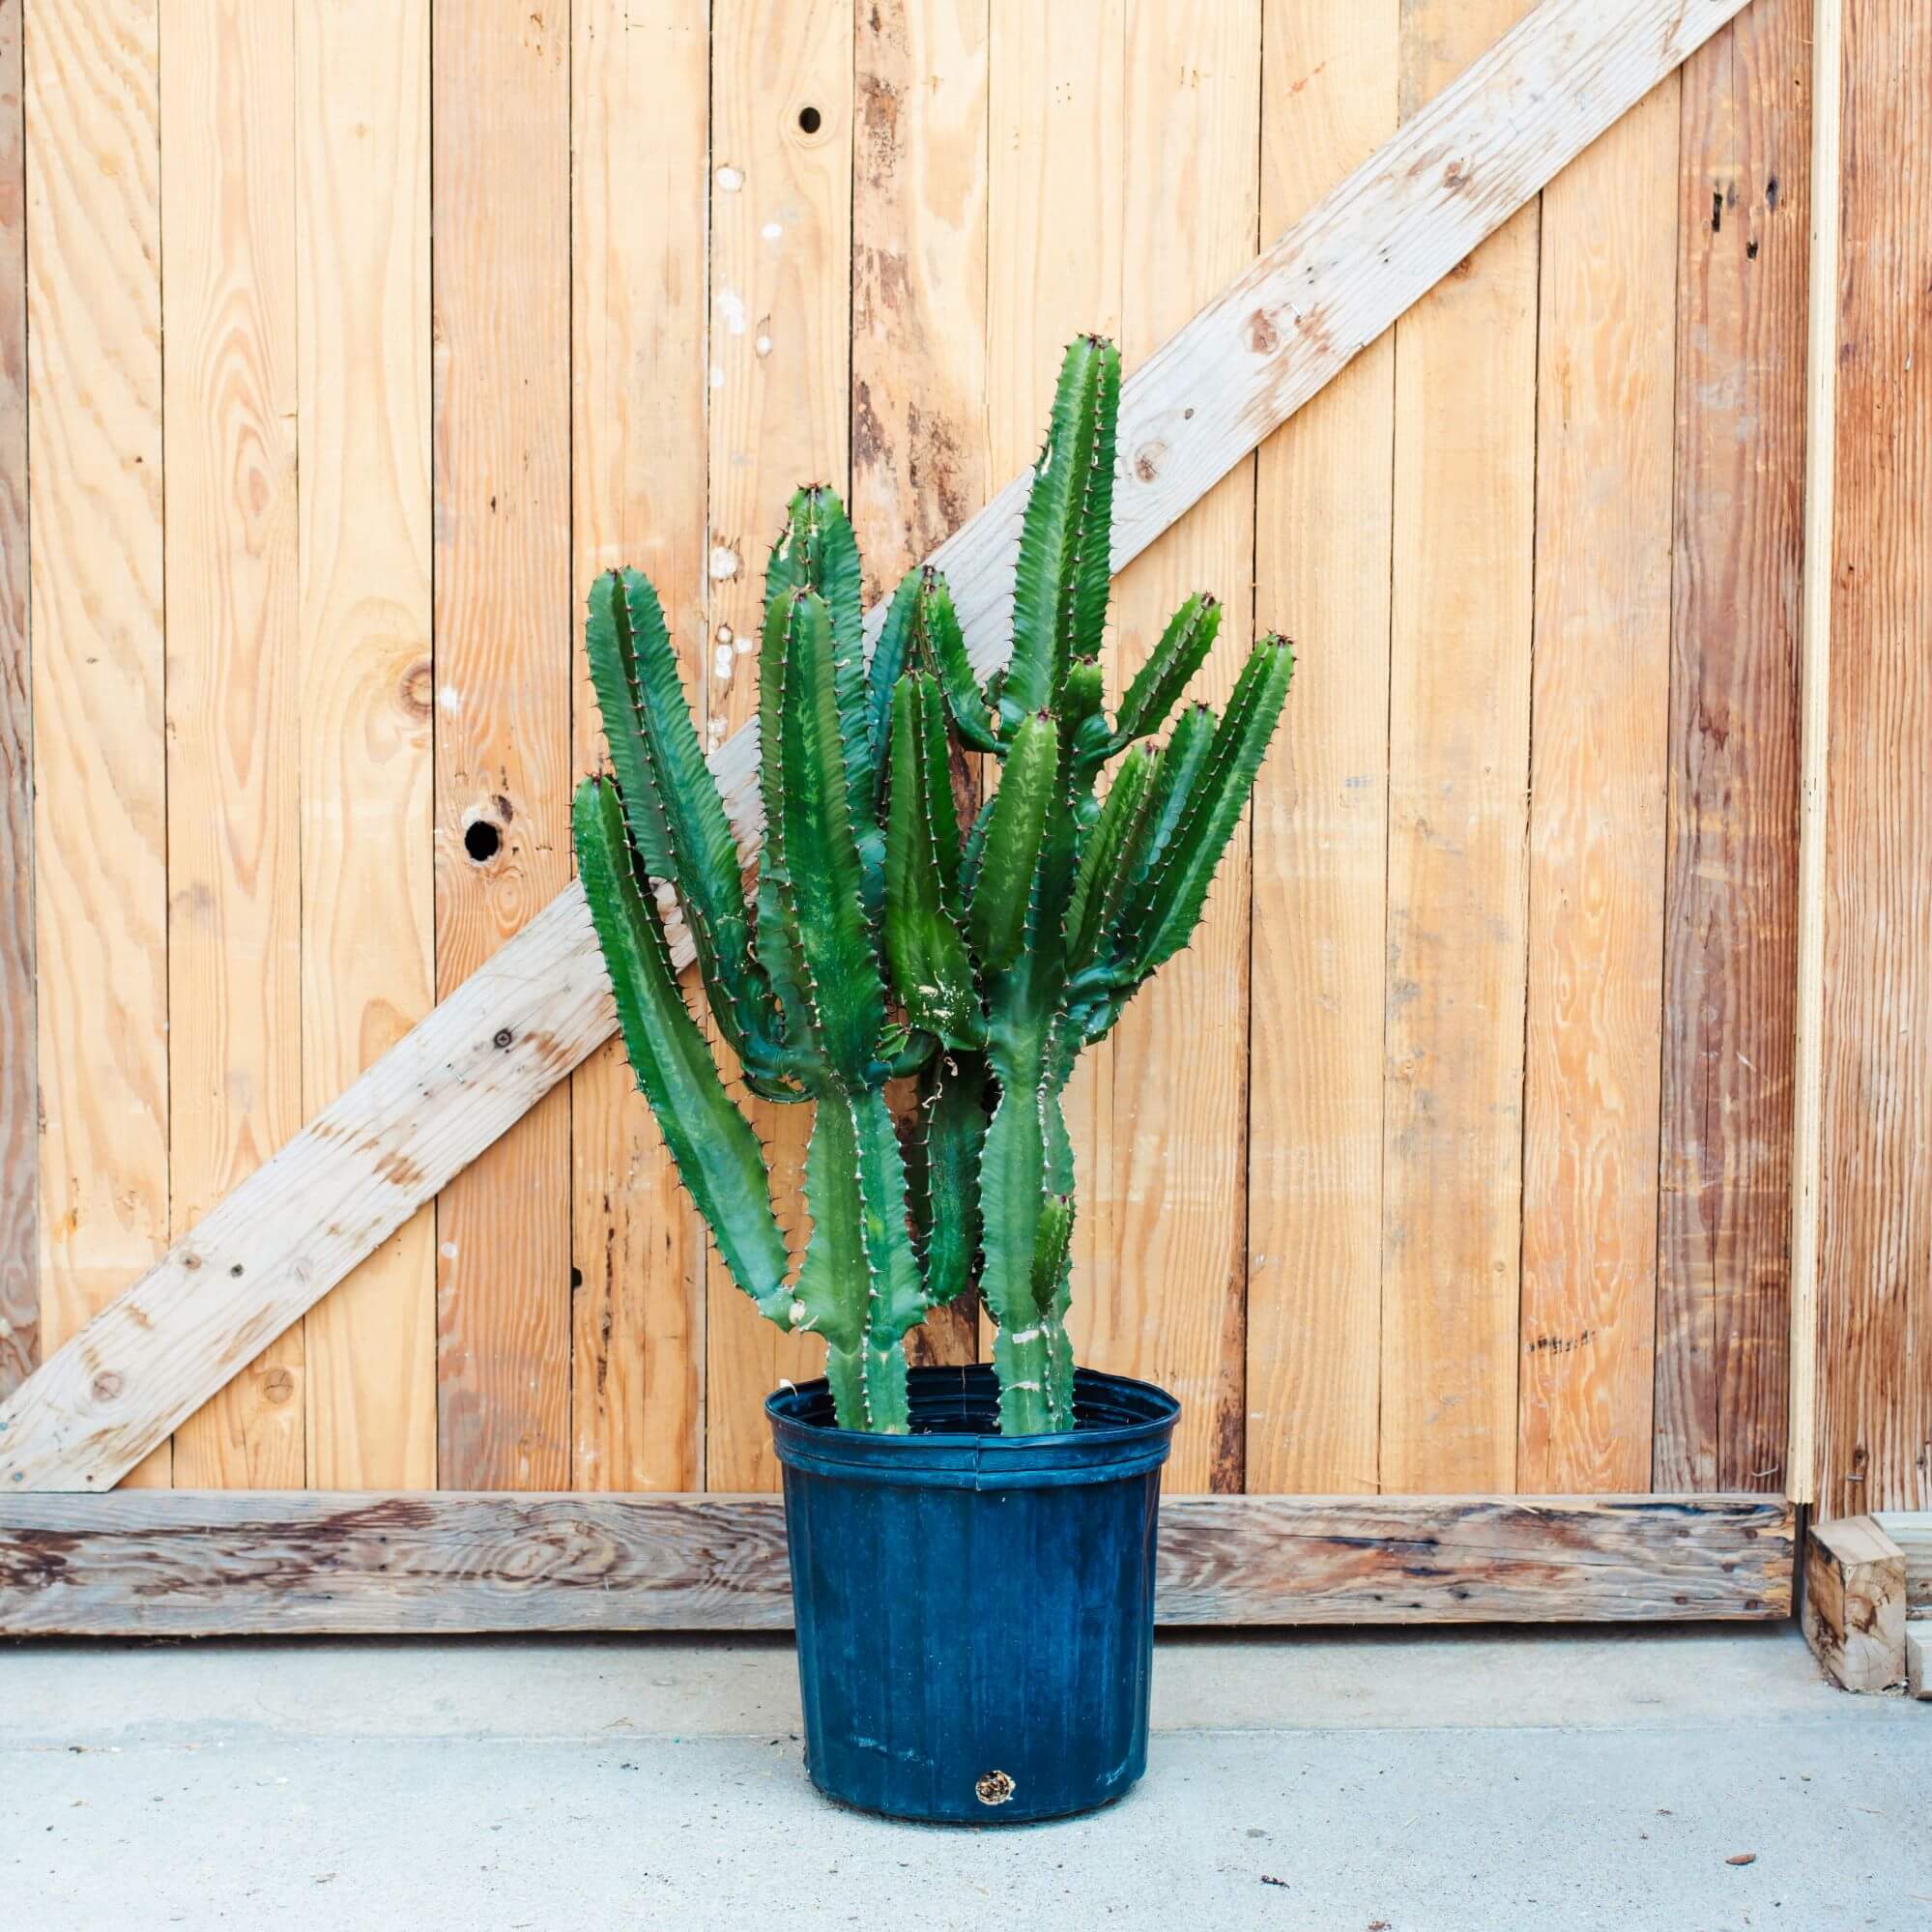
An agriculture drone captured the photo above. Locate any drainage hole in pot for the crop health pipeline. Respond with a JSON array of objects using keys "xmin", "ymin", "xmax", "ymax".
[{"xmin": 975, "ymin": 1770, "xmax": 1015, "ymax": 1807}]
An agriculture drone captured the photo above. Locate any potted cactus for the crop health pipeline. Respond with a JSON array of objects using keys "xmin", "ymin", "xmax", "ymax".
[{"xmin": 574, "ymin": 335, "xmax": 1292, "ymax": 1823}]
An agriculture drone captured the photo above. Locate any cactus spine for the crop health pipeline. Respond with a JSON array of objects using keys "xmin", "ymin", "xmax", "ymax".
[{"xmin": 574, "ymin": 334, "xmax": 1293, "ymax": 1435}]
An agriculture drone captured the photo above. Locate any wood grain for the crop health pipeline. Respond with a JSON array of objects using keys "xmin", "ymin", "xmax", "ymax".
[
  {"xmin": 1870, "ymin": 1513, "xmax": 1932, "ymax": 1609},
  {"xmin": 2, "ymin": 0, "xmax": 1753, "ymax": 1492},
  {"xmin": 1245, "ymin": 0, "xmax": 1397, "ymax": 1497},
  {"xmin": 0, "ymin": 888, "xmax": 614, "ymax": 1492},
  {"xmin": 851, "ymin": 0, "xmax": 990, "ymax": 1371},
  {"xmin": 985, "ymin": 0, "xmax": 1123, "ymax": 1376},
  {"xmin": 1097, "ymin": 0, "xmax": 1259, "ymax": 1493},
  {"xmin": 1801, "ymin": 1514, "xmax": 1906, "ymax": 1692},
  {"xmin": 0, "ymin": 0, "xmax": 33, "ymax": 1402},
  {"xmin": 1784, "ymin": 0, "xmax": 1839, "ymax": 1510},
  {"xmin": 296, "ymin": 0, "xmax": 435, "ymax": 1490},
  {"xmin": 160, "ymin": 0, "xmax": 303, "ymax": 1489},
  {"xmin": 0, "ymin": 1488, "xmax": 1793, "ymax": 1634},
  {"xmin": 1814, "ymin": 0, "xmax": 1932, "ymax": 1517},
  {"xmin": 704, "ymin": 0, "xmax": 853, "ymax": 1491},
  {"xmin": 1515, "ymin": 67, "xmax": 1679, "ymax": 1492},
  {"xmin": 569, "ymin": 0, "xmax": 708, "ymax": 1493},
  {"xmin": 1379, "ymin": 0, "xmax": 1538, "ymax": 1494},
  {"xmin": 24, "ymin": 0, "xmax": 170, "ymax": 1486},
  {"xmin": 431, "ymin": 3, "xmax": 573, "ymax": 1489},
  {"xmin": 1654, "ymin": 0, "xmax": 1808, "ymax": 1493}
]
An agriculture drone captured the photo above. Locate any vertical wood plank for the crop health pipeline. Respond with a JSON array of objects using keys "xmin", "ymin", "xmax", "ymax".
[
  {"xmin": 161, "ymin": 0, "xmax": 303, "ymax": 1488},
  {"xmin": 1515, "ymin": 72, "xmax": 1679, "ymax": 1493},
  {"xmin": 1245, "ymin": 0, "xmax": 1397, "ymax": 1496},
  {"xmin": 1095, "ymin": 0, "xmax": 1259, "ymax": 1493},
  {"xmin": 985, "ymin": 0, "xmax": 1123, "ymax": 1384},
  {"xmin": 1379, "ymin": 0, "xmax": 1538, "ymax": 1494},
  {"xmin": 569, "ymin": 0, "xmax": 709, "ymax": 1493},
  {"xmin": 298, "ymin": 0, "xmax": 436, "ymax": 1489},
  {"xmin": 704, "ymin": 0, "xmax": 852, "ymax": 1491},
  {"xmin": 0, "ymin": 0, "xmax": 33, "ymax": 1401},
  {"xmin": 432, "ymin": 3, "xmax": 573, "ymax": 1488},
  {"xmin": 25, "ymin": 0, "xmax": 170, "ymax": 1485},
  {"xmin": 1815, "ymin": 0, "xmax": 1932, "ymax": 1517},
  {"xmin": 851, "ymin": 0, "xmax": 989, "ymax": 1371},
  {"xmin": 1655, "ymin": 0, "xmax": 1807, "ymax": 1493}
]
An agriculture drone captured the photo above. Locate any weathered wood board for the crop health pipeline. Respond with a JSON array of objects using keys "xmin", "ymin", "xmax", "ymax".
[
  {"xmin": 430, "ymin": 2, "xmax": 574, "ymax": 1491},
  {"xmin": 0, "ymin": 1490, "xmax": 1793, "ymax": 1634},
  {"xmin": 295, "ymin": 0, "xmax": 437, "ymax": 1491},
  {"xmin": 1655, "ymin": 0, "xmax": 1808, "ymax": 1497},
  {"xmin": 1811, "ymin": 0, "xmax": 1932, "ymax": 1519},
  {"xmin": 0, "ymin": 0, "xmax": 34, "ymax": 1404},
  {"xmin": 568, "ymin": 0, "xmax": 708, "ymax": 1493}
]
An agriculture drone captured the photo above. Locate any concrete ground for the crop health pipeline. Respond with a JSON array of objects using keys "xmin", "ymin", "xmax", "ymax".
[{"xmin": 3, "ymin": 1624, "xmax": 1926, "ymax": 1931}]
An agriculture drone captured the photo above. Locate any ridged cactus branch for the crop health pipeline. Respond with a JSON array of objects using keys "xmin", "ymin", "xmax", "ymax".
[
  {"xmin": 575, "ymin": 333, "xmax": 1293, "ymax": 1435},
  {"xmin": 572, "ymin": 778, "xmax": 793, "ymax": 1324}
]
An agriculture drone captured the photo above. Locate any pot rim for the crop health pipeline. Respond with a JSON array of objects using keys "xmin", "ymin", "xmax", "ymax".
[{"xmin": 765, "ymin": 1363, "xmax": 1180, "ymax": 1489}]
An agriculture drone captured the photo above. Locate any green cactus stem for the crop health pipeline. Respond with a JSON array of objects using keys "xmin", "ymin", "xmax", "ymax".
[{"xmin": 574, "ymin": 336, "xmax": 1293, "ymax": 1434}]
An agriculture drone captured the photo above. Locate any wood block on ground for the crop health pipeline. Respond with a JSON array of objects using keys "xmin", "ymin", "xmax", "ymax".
[
  {"xmin": 1907, "ymin": 1624, "xmax": 1929, "ymax": 1700},
  {"xmin": 1802, "ymin": 1515, "xmax": 1907, "ymax": 1692},
  {"xmin": 1873, "ymin": 1513, "xmax": 1932, "ymax": 1610}
]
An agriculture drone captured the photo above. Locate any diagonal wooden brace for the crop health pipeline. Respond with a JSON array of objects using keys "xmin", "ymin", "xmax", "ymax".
[{"xmin": 0, "ymin": 0, "xmax": 1756, "ymax": 1491}]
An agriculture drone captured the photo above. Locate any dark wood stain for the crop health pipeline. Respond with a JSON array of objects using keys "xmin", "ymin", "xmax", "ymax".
[{"xmin": 1654, "ymin": 0, "xmax": 1807, "ymax": 1493}]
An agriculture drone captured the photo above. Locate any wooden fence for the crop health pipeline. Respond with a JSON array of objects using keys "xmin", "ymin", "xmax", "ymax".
[
  {"xmin": 0, "ymin": 0, "xmax": 1816, "ymax": 1519},
  {"xmin": 64, "ymin": 0, "xmax": 1932, "ymax": 1650}
]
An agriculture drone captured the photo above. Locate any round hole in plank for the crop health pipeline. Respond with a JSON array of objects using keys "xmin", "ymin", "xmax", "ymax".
[
  {"xmin": 797, "ymin": 104, "xmax": 822, "ymax": 134},
  {"xmin": 464, "ymin": 820, "xmax": 502, "ymax": 863}
]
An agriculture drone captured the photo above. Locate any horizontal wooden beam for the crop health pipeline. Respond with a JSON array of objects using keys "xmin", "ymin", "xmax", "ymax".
[
  {"xmin": 0, "ymin": 0, "xmax": 1755, "ymax": 1493},
  {"xmin": 0, "ymin": 1490, "xmax": 1792, "ymax": 1635}
]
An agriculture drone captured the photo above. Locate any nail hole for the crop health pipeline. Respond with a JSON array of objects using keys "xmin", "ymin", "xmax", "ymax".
[
  {"xmin": 464, "ymin": 820, "xmax": 502, "ymax": 863},
  {"xmin": 797, "ymin": 104, "xmax": 822, "ymax": 134}
]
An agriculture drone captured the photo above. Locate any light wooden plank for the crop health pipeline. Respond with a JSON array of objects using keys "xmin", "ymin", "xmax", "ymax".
[
  {"xmin": 0, "ymin": 0, "xmax": 1753, "ymax": 1493},
  {"xmin": 1654, "ymin": 0, "xmax": 1808, "ymax": 1496},
  {"xmin": 703, "ymin": 0, "xmax": 853, "ymax": 1492},
  {"xmin": 24, "ymin": 0, "xmax": 170, "ymax": 1487},
  {"xmin": 1379, "ymin": 0, "xmax": 1538, "ymax": 1494},
  {"xmin": 0, "ymin": 1489, "xmax": 1794, "ymax": 1634},
  {"xmin": 1784, "ymin": 0, "xmax": 1837, "ymax": 1511},
  {"xmin": 1515, "ymin": 67, "xmax": 1679, "ymax": 1492},
  {"xmin": 851, "ymin": 0, "xmax": 990, "ymax": 1371},
  {"xmin": 1814, "ymin": 0, "xmax": 1932, "ymax": 1519},
  {"xmin": 1245, "ymin": 0, "xmax": 1396, "ymax": 1497},
  {"xmin": 1096, "ymin": 0, "xmax": 1259, "ymax": 1494},
  {"xmin": 296, "ymin": 0, "xmax": 435, "ymax": 1490},
  {"xmin": 0, "ymin": 0, "xmax": 34, "ymax": 1403},
  {"xmin": 985, "ymin": 0, "xmax": 1124, "ymax": 1378},
  {"xmin": 1802, "ymin": 1515, "xmax": 1906, "ymax": 1693},
  {"xmin": 431, "ymin": 2, "xmax": 574, "ymax": 1488},
  {"xmin": 160, "ymin": 0, "xmax": 303, "ymax": 1488},
  {"xmin": 0, "ymin": 889, "xmax": 611, "ymax": 1492},
  {"xmin": 568, "ymin": 0, "xmax": 708, "ymax": 1493}
]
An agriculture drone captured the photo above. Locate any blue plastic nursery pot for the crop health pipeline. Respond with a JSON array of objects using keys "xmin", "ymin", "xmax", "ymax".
[{"xmin": 766, "ymin": 1363, "xmax": 1179, "ymax": 1825}]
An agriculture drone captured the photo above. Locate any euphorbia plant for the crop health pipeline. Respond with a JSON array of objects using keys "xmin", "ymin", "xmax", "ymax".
[{"xmin": 573, "ymin": 335, "xmax": 1292, "ymax": 1436}]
